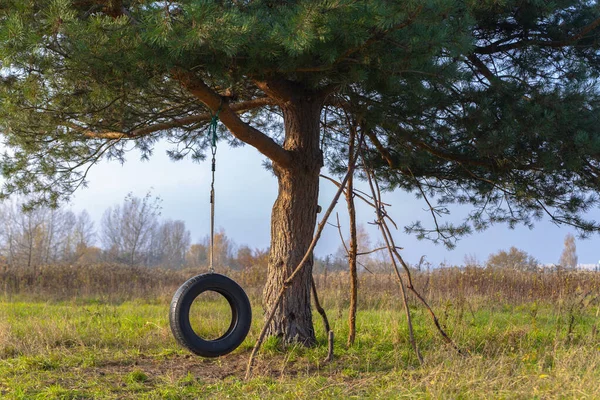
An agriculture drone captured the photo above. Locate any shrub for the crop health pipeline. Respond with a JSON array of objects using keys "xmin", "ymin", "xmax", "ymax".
[{"xmin": 486, "ymin": 247, "xmax": 539, "ymax": 271}]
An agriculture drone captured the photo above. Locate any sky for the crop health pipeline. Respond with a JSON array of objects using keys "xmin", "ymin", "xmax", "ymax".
[{"xmin": 64, "ymin": 139, "xmax": 600, "ymax": 267}]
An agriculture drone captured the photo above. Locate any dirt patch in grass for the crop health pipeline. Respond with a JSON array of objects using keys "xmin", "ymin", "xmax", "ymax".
[
  {"xmin": 86, "ymin": 351, "xmax": 322, "ymax": 383},
  {"xmin": 135, "ymin": 353, "xmax": 247, "ymax": 380}
]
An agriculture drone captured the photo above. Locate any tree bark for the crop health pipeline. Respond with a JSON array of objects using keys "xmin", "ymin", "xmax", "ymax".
[{"xmin": 263, "ymin": 97, "xmax": 323, "ymax": 345}]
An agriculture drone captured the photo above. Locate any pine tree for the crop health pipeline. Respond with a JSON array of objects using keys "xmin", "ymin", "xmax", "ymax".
[
  {"xmin": 3, "ymin": 1, "xmax": 600, "ymax": 344},
  {"xmin": 559, "ymin": 233, "xmax": 578, "ymax": 269}
]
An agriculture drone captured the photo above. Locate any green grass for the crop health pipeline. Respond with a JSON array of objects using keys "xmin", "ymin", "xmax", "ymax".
[{"xmin": 0, "ymin": 297, "xmax": 598, "ymax": 399}]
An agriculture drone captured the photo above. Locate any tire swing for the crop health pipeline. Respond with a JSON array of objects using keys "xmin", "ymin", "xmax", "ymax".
[{"xmin": 169, "ymin": 107, "xmax": 252, "ymax": 357}]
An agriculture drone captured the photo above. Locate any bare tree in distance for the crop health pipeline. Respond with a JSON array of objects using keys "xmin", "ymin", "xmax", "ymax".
[
  {"xmin": 50, "ymin": 210, "xmax": 77, "ymax": 263},
  {"xmin": 204, "ymin": 228, "xmax": 236, "ymax": 269},
  {"xmin": 185, "ymin": 243, "xmax": 208, "ymax": 269},
  {"xmin": 68, "ymin": 210, "xmax": 97, "ymax": 263},
  {"xmin": 3, "ymin": 205, "xmax": 47, "ymax": 270},
  {"xmin": 184, "ymin": 229, "xmax": 243, "ymax": 270},
  {"xmin": 154, "ymin": 220, "xmax": 191, "ymax": 269},
  {"xmin": 463, "ymin": 254, "xmax": 482, "ymax": 268},
  {"xmin": 0, "ymin": 200, "xmax": 93, "ymax": 268},
  {"xmin": 101, "ymin": 192, "xmax": 161, "ymax": 266},
  {"xmin": 559, "ymin": 234, "xmax": 578, "ymax": 270},
  {"xmin": 335, "ymin": 224, "xmax": 373, "ymax": 269},
  {"xmin": 235, "ymin": 246, "xmax": 254, "ymax": 269},
  {"xmin": 74, "ymin": 210, "xmax": 96, "ymax": 248}
]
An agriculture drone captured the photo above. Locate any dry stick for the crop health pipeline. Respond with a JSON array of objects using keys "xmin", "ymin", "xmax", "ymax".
[
  {"xmin": 380, "ymin": 229, "xmax": 424, "ymax": 364},
  {"xmin": 361, "ymin": 153, "xmax": 423, "ymax": 365},
  {"xmin": 310, "ymin": 276, "xmax": 331, "ymax": 333},
  {"xmin": 326, "ymin": 331, "xmax": 334, "ymax": 363},
  {"xmin": 335, "ymin": 213, "xmax": 350, "ymax": 256},
  {"xmin": 245, "ymin": 136, "xmax": 362, "ymax": 380},
  {"xmin": 311, "ymin": 276, "xmax": 334, "ymax": 362},
  {"xmin": 357, "ymin": 246, "xmax": 403, "ymax": 256},
  {"xmin": 346, "ymin": 123, "xmax": 359, "ymax": 348},
  {"xmin": 320, "ymin": 174, "xmax": 391, "ymax": 208}
]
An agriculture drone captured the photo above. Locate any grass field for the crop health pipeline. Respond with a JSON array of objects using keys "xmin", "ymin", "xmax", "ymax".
[{"xmin": 1, "ymin": 281, "xmax": 599, "ymax": 399}]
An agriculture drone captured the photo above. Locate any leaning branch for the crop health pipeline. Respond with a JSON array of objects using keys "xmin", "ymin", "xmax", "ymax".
[
  {"xmin": 466, "ymin": 54, "xmax": 498, "ymax": 85},
  {"xmin": 320, "ymin": 174, "xmax": 383, "ymax": 209},
  {"xmin": 380, "ymin": 218, "xmax": 466, "ymax": 356},
  {"xmin": 357, "ymin": 246, "xmax": 402, "ymax": 256},
  {"xmin": 310, "ymin": 276, "xmax": 334, "ymax": 362}
]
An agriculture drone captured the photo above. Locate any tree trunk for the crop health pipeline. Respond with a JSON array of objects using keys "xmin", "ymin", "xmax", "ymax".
[{"xmin": 263, "ymin": 97, "xmax": 323, "ymax": 345}]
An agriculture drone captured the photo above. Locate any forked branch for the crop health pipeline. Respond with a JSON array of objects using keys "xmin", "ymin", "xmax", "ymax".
[{"xmin": 172, "ymin": 68, "xmax": 292, "ymax": 168}]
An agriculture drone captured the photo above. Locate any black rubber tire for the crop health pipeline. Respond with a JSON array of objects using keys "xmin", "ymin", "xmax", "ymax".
[{"xmin": 169, "ymin": 273, "xmax": 252, "ymax": 357}]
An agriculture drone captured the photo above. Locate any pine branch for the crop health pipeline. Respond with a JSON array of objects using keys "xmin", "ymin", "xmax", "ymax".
[
  {"xmin": 466, "ymin": 54, "xmax": 498, "ymax": 84},
  {"xmin": 474, "ymin": 16, "xmax": 600, "ymax": 54},
  {"xmin": 79, "ymin": 98, "xmax": 274, "ymax": 140},
  {"xmin": 277, "ymin": 6, "xmax": 424, "ymax": 75}
]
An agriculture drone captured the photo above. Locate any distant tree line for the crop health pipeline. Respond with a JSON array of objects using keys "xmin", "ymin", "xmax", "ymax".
[
  {"xmin": 485, "ymin": 234, "xmax": 581, "ymax": 271},
  {"xmin": 0, "ymin": 192, "xmax": 269, "ymax": 270},
  {"xmin": 0, "ymin": 192, "xmax": 586, "ymax": 272},
  {"xmin": 0, "ymin": 202, "xmax": 96, "ymax": 271}
]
